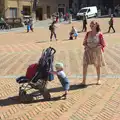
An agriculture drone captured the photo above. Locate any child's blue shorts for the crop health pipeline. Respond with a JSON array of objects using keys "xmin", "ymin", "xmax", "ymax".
[
  {"xmin": 58, "ymin": 76, "xmax": 70, "ymax": 91},
  {"xmin": 74, "ymin": 33, "xmax": 78, "ymax": 37}
]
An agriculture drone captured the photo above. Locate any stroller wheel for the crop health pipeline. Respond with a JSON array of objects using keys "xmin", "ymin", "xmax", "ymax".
[
  {"xmin": 42, "ymin": 91, "xmax": 51, "ymax": 101},
  {"xmin": 19, "ymin": 90, "xmax": 26, "ymax": 96},
  {"xmin": 19, "ymin": 90, "xmax": 33, "ymax": 103},
  {"xmin": 19, "ymin": 90, "xmax": 28, "ymax": 102}
]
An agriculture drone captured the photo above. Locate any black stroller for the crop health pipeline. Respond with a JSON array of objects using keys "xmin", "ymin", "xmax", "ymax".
[{"xmin": 17, "ymin": 47, "xmax": 56, "ymax": 102}]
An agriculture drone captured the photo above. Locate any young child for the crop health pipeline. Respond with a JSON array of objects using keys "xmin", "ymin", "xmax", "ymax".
[
  {"xmin": 69, "ymin": 26, "xmax": 78, "ymax": 40},
  {"xmin": 50, "ymin": 62, "xmax": 70, "ymax": 99}
]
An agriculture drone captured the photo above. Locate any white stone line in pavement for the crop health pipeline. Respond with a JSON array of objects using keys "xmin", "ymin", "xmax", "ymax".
[{"xmin": 1, "ymin": 74, "xmax": 120, "ymax": 79}]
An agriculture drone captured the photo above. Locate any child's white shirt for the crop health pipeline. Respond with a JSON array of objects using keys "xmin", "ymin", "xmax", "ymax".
[{"xmin": 57, "ymin": 71, "xmax": 66, "ymax": 78}]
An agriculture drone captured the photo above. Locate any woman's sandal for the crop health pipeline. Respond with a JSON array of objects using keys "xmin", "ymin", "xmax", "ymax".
[
  {"xmin": 96, "ymin": 80, "xmax": 101, "ymax": 85},
  {"xmin": 61, "ymin": 93, "xmax": 67, "ymax": 99}
]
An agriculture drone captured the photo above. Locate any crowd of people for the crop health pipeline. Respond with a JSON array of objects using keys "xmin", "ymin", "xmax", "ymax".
[
  {"xmin": 49, "ymin": 12, "xmax": 116, "ymax": 41},
  {"xmin": 51, "ymin": 12, "xmax": 72, "ymax": 24}
]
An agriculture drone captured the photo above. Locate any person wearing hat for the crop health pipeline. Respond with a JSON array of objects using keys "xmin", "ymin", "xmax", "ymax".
[
  {"xmin": 108, "ymin": 14, "xmax": 115, "ymax": 33},
  {"xmin": 50, "ymin": 62, "xmax": 70, "ymax": 99}
]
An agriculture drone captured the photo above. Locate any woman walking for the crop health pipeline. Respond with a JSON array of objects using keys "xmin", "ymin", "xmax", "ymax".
[{"xmin": 81, "ymin": 21, "xmax": 106, "ymax": 87}]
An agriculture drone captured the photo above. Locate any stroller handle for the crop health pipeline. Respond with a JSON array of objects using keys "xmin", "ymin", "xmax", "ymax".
[{"xmin": 49, "ymin": 47, "xmax": 56, "ymax": 55}]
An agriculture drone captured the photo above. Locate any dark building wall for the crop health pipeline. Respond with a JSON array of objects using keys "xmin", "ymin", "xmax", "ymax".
[
  {"xmin": 69, "ymin": 0, "xmax": 118, "ymax": 8},
  {"xmin": 113, "ymin": 0, "xmax": 120, "ymax": 6},
  {"xmin": 69, "ymin": 0, "xmax": 73, "ymax": 8}
]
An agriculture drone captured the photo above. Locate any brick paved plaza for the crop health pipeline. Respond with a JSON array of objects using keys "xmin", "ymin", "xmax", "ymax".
[{"xmin": 0, "ymin": 18, "xmax": 120, "ymax": 120}]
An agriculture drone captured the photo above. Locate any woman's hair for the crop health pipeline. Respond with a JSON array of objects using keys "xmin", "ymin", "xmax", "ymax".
[
  {"xmin": 95, "ymin": 22, "xmax": 101, "ymax": 32},
  {"xmin": 90, "ymin": 21, "xmax": 101, "ymax": 32}
]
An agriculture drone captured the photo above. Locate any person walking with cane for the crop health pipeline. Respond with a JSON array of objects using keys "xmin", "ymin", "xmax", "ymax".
[{"xmin": 108, "ymin": 14, "xmax": 115, "ymax": 33}]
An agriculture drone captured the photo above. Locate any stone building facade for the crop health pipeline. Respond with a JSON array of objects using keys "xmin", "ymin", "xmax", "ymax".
[
  {"xmin": 69, "ymin": 0, "xmax": 120, "ymax": 10},
  {"xmin": 1, "ymin": 0, "xmax": 33, "ymax": 18},
  {"xmin": 0, "ymin": 0, "xmax": 5, "ymax": 16},
  {"xmin": 0, "ymin": 0, "xmax": 69, "ymax": 20},
  {"xmin": 35, "ymin": 0, "xmax": 69, "ymax": 20}
]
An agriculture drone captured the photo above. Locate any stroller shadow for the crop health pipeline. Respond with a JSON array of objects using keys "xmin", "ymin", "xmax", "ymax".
[
  {"xmin": 0, "ymin": 96, "xmax": 21, "ymax": 106},
  {"xmin": 49, "ymin": 83, "xmax": 96, "ymax": 93},
  {"xmin": 0, "ymin": 95, "xmax": 64, "ymax": 106},
  {"xmin": 0, "ymin": 83, "xmax": 96, "ymax": 106}
]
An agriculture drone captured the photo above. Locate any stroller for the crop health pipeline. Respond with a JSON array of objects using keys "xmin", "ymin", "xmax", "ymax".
[{"xmin": 16, "ymin": 47, "xmax": 56, "ymax": 102}]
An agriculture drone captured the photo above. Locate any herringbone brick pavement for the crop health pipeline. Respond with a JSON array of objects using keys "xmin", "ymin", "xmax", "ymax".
[{"xmin": 0, "ymin": 18, "xmax": 120, "ymax": 120}]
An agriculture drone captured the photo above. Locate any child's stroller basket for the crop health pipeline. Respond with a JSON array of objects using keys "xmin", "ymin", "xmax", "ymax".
[{"xmin": 18, "ymin": 47, "xmax": 56, "ymax": 102}]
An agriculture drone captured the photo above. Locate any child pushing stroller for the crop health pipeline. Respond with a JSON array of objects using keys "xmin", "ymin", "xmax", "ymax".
[{"xmin": 50, "ymin": 62, "xmax": 70, "ymax": 99}]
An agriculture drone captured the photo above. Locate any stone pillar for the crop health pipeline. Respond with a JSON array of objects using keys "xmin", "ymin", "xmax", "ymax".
[
  {"xmin": 43, "ymin": 4, "xmax": 47, "ymax": 20},
  {"xmin": 31, "ymin": 11, "xmax": 36, "ymax": 21},
  {"xmin": 4, "ymin": 0, "xmax": 8, "ymax": 18},
  {"xmin": 81, "ymin": 0, "xmax": 87, "ymax": 6},
  {"xmin": 17, "ymin": 0, "xmax": 21, "ymax": 18},
  {"xmin": 30, "ymin": 0, "xmax": 36, "ymax": 21}
]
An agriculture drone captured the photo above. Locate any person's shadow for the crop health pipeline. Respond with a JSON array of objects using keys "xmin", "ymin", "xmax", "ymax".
[
  {"xmin": 36, "ymin": 40, "xmax": 47, "ymax": 43},
  {"xmin": 48, "ymin": 83, "xmax": 96, "ymax": 93},
  {"xmin": 103, "ymin": 32, "xmax": 115, "ymax": 34}
]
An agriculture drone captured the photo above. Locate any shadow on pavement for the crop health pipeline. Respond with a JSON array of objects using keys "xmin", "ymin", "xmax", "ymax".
[
  {"xmin": 36, "ymin": 40, "xmax": 47, "ymax": 43},
  {"xmin": 62, "ymin": 38, "xmax": 78, "ymax": 41},
  {"xmin": 0, "ymin": 94, "xmax": 63, "ymax": 106},
  {"xmin": 103, "ymin": 32, "xmax": 115, "ymax": 34},
  {"xmin": 0, "ymin": 83, "xmax": 97, "ymax": 106},
  {"xmin": 62, "ymin": 39, "xmax": 69, "ymax": 41},
  {"xmin": 16, "ymin": 31, "xmax": 28, "ymax": 34},
  {"xmin": 49, "ymin": 83, "xmax": 96, "ymax": 93},
  {"xmin": 0, "ymin": 96, "xmax": 21, "ymax": 106}
]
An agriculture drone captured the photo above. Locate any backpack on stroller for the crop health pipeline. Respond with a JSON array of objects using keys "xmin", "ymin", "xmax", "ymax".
[{"xmin": 16, "ymin": 47, "xmax": 56, "ymax": 102}]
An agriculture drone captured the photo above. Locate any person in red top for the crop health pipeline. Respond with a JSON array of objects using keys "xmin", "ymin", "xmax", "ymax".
[
  {"xmin": 81, "ymin": 21, "xmax": 106, "ymax": 87},
  {"xmin": 108, "ymin": 14, "xmax": 115, "ymax": 33}
]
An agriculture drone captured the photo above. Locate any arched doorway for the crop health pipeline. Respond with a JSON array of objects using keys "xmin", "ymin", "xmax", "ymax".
[{"xmin": 36, "ymin": 7, "xmax": 43, "ymax": 20}]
